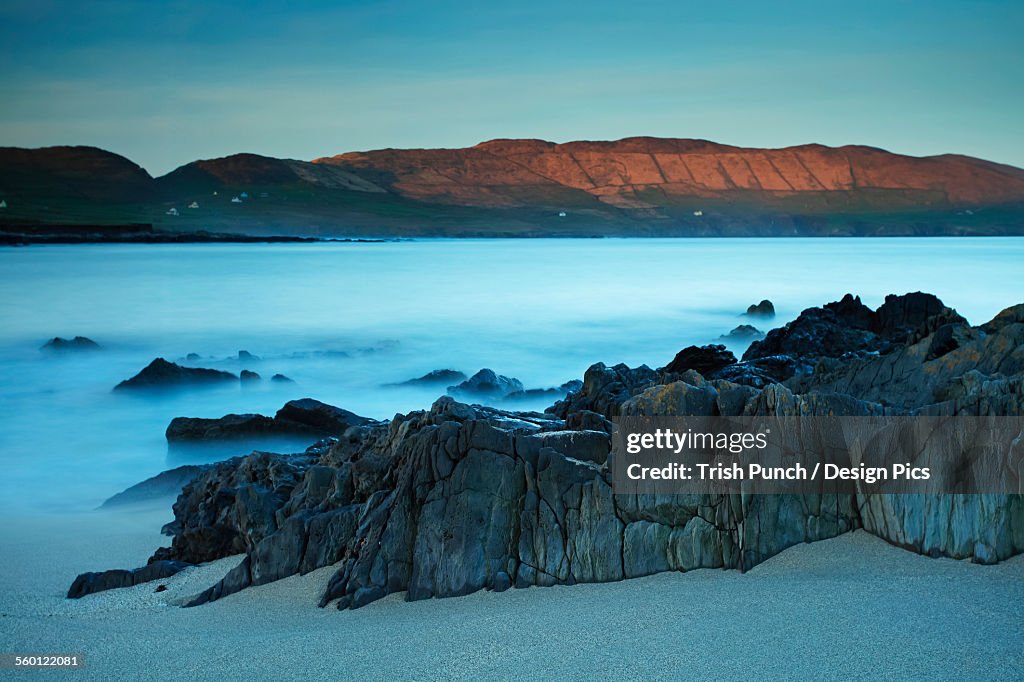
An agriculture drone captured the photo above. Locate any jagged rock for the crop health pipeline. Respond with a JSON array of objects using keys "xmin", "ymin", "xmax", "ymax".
[
  {"xmin": 741, "ymin": 293, "xmax": 964, "ymax": 381},
  {"xmin": 40, "ymin": 336, "xmax": 101, "ymax": 352},
  {"xmin": 240, "ymin": 369, "xmax": 261, "ymax": 382},
  {"xmin": 389, "ymin": 369, "xmax": 467, "ymax": 387},
  {"xmin": 663, "ymin": 344, "xmax": 736, "ymax": 375},
  {"xmin": 745, "ymin": 300, "xmax": 776, "ymax": 318},
  {"xmin": 101, "ymin": 464, "xmax": 210, "ymax": 508},
  {"xmin": 548, "ymin": 362, "xmax": 660, "ymax": 420},
  {"xmin": 81, "ymin": 294, "xmax": 1024, "ymax": 615},
  {"xmin": 711, "ymin": 356, "xmax": 797, "ymax": 388},
  {"xmin": 67, "ymin": 560, "xmax": 191, "ymax": 598},
  {"xmin": 719, "ymin": 324, "xmax": 764, "ymax": 342},
  {"xmin": 114, "ymin": 358, "xmax": 237, "ymax": 390},
  {"xmin": 447, "ymin": 369, "xmax": 524, "ymax": 398},
  {"xmin": 237, "ymin": 350, "xmax": 259, "ymax": 362}
]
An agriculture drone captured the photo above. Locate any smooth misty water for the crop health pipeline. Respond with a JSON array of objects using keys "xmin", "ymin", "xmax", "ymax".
[{"xmin": 0, "ymin": 238, "xmax": 1022, "ymax": 512}]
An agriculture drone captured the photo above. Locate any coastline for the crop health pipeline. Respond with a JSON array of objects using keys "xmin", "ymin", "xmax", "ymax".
[{"xmin": 2, "ymin": 507, "xmax": 1021, "ymax": 680}]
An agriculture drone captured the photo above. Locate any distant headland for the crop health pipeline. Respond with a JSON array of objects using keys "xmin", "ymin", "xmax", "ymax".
[{"xmin": 2, "ymin": 138, "xmax": 1024, "ymax": 239}]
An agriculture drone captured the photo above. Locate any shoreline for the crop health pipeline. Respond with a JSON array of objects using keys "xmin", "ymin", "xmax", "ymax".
[
  {"xmin": 5, "ymin": 233, "xmax": 1024, "ymax": 246},
  {"xmin": 1, "ymin": 507, "xmax": 1021, "ymax": 680}
]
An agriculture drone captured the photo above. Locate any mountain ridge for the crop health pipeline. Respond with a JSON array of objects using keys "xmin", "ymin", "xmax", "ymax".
[{"xmin": 2, "ymin": 138, "xmax": 1024, "ymax": 237}]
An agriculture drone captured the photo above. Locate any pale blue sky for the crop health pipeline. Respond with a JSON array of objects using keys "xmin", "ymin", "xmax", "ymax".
[{"xmin": 1, "ymin": 0, "xmax": 1022, "ymax": 175}]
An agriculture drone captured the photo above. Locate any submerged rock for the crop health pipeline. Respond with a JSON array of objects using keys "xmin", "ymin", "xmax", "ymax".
[
  {"xmin": 114, "ymin": 358, "xmax": 237, "ymax": 390},
  {"xmin": 40, "ymin": 336, "xmax": 101, "ymax": 352}
]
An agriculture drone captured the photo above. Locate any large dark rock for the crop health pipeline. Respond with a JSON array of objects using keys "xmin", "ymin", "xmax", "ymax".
[
  {"xmin": 114, "ymin": 358, "xmax": 237, "ymax": 390},
  {"xmin": 662, "ymin": 344, "xmax": 737, "ymax": 375},
  {"xmin": 447, "ymin": 369, "xmax": 524, "ymax": 398},
  {"xmin": 274, "ymin": 398, "xmax": 374, "ymax": 434},
  {"xmin": 166, "ymin": 400, "xmax": 372, "ymax": 443},
  {"xmin": 167, "ymin": 414, "xmax": 292, "ymax": 441},
  {"xmin": 40, "ymin": 336, "xmax": 101, "ymax": 352},
  {"xmin": 741, "ymin": 293, "xmax": 965, "ymax": 381}
]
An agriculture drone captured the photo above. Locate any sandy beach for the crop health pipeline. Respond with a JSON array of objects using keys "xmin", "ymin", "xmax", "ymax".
[{"xmin": 1, "ymin": 507, "xmax": 1021, "ymax": 681}]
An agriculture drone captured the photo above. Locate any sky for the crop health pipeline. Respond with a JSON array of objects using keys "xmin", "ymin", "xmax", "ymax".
[{"xmin": 1, "ymin": 0, "xmax": 1022, "ymax": 176}]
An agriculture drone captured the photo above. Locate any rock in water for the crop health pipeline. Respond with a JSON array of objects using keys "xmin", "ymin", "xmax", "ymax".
[
  {"xmin": 271, "ymin": 373, "xmax": 295, "ymax": 383},
  {"xmin": 40, "ymin": 336, "xmax": 101, "ymax": 352},
  {"xmin": 166, "ymin": 414, "xmax": 283, "ymax": 441},
  {"xmin": 504, "ymin": 380, "xmax": 584, "ymax": 402},
  {"xmin": 273, "ymin": 398, "xmax": 374, "ymax": 434},
  {"xmin": 166, "ymin": 400, "xmax": 374, "ymax": 442},
  {"xmin": 240, "ymin": 369, "xmax": 261, "ymax": 382},
  {"xmin": 447, "ymin": 369, "xmax": 524, "ymax": 398},
  {"xmin": 745, "ymin": 300, "xmax": 776, "ymax": 317},
  {"xmin": 388, "ymin": 369, "xmax": 467, "ymax": 387},
  {"xmin": 718, "ymin": 324, "xmax": 763, "ymax": 342},
  {"xmin": 114, "ymin": 358, "xmax": 237, "ymax": 390},
  {"xmin": 100, "ymin": 464, "xmax": 210, "ymax": 508}
]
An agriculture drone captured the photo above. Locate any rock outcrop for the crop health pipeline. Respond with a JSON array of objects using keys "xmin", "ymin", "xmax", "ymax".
[
  {"xmin": 78, "ymin": 293, "xmax": 1024, "ymax": 613},
  {"xmin": 447, "ymin": 369, "xmax": 524, "ymax": 399},
  {"xmin": 388, "ymin": 369, "xmax": 467, "ymax": 387},
  {"xmin": 68, "ymin": 560, "xmax": 191, "ymax": 598},
  {"xmin": 40, "ymin": 336, "xmax": 101, "ymax": 352},
  {"xmin": 719, "ymin": 325, "xmax": 763, "ymax": 342},
  {"xmin": 166, "ymin": 400, "xmax": 374, "ymax": 442},
  {"xmin": 114, "ymin": 358, "xmax": 237, "ymax": 390},
  {"xmin": 744, "ymin": 300, "xmax": 776, "ymax": 318}
]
